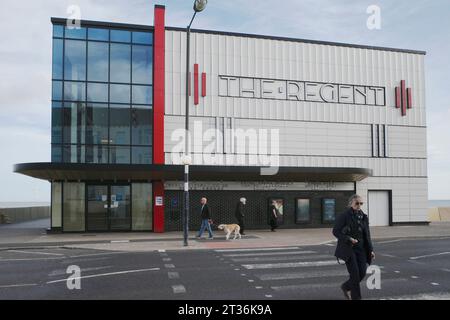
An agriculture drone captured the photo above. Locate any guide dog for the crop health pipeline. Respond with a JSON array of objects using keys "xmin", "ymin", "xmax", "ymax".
[{"xmin": 217, "ymin": 224, "xmax": 242, "ymax": 240}]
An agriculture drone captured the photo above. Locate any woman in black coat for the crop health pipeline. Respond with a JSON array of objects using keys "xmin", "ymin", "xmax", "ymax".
[{"xmin": 332, "ymin": 194, "xmax": 375, "ymax": 300}]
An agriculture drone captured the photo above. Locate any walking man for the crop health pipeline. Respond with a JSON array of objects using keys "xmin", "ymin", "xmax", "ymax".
[
  {"xmin": 333, "ymin": 194, "xmax": 375, "ymax": 300},
  {"xmin": 197, "ymin": 197, "xmax": 213, "ymax": 239},
  {"xmin": 235, "ymin": 197, "xmax": 246, "ymax": 235}
]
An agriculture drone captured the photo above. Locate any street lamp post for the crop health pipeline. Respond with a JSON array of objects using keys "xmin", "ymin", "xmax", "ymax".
[{"xmin": 183, "ymin": 0, "xmax": 208, "ymax": 246}]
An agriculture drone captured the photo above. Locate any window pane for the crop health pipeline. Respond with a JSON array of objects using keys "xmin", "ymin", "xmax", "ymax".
[
  {"xmin": 132, "ymin": 183, "xmax": 152, "ymax": 230},
  {"xmin": 52, "ymin": 80, "xmax": 62, "ymax": 100},
  {"xmin": 52, "ymin": 38, "xmax": 63, "ymax": 79},
  {"xmin": 62, "ymin": 182, "xmax": 85, "ymax": 231},
  {"xmin": 110, "ymin": 44, "xmax": 131, "ymax": 83},
  {"xmin": 110, "ymin": 104, "xmax": 130, "ymax": 145},
  {"xmin": 85, "ymin": 145, "xmax": 109, "ymax": 164},
  {"xmin": 85, "ymin": 103, "xmax": 108, "ymax": 145},
  {"xmin": 53, "ymin": 25, "xmax": 64, "ymax": 38},
  {"xmin": 51, "ymin": 182, "xmax": 62, "ymax": 228},
  {"xmin": 132, "ymin": 45, "xmax": 152, "ymax": 84},
  {"xmin": 132, "ymin": 147, "xmax": 152, "ymax": 164},
  {"xmin": 87, "ymin": 42, "xmax": 109, "ymax": 81},
  {"xmin": 132, "ymin": 32, "xmax": 153, "ymax": 45},
  {"xmin": 65, "ymin": 27, "xmax": 86, "ymax": 39},
  {"xmin": 64, "ymin": 81, "xmax": 86, "ymax": 101},
  {"xmin": 295, "ymin": 199, "xmax": 310, "ymax": 223},
  {"xmin": 51, "ymin": 145, "xmax": 62, "ymax": 162},
  {"xmin": 131, "ymin": 106, "xmax": 152, "ymax": 145},
  {"xmin": 109, "ymin": 146, "xmax": 130, "ymax": 164},
  {"xmin": 87, "ymin": 83, "xmax": 108, "ymax": 102},
  {"xmin": 64, "ymin": 40, "xmax": 86, "ymax": 81},
  {"xmin": 322, "ymin": 198, "xmax": 336, "ymax": 223},
  {"xmin": 132, "ymin": 85, "xmax": 152, "ymax": 104},
  {"xmin": 110, "ymin": 84, "xmax": 130, "ymax": 103},
  {"xmin": 52, "ymin": 101, "xmax": 62, "ymax": 143},
  {"xmin": 63, "ymin": 144, "xmax": 85, "ymax": 163},
  {"xmin": 63, "ymin": 102, "xmax": 86, "ymax": 144},
  {"xmin": 111, "ymin": 29, "xmax": 131, "ymax": 42},
  {"xmin": 88, "ymin": 28, "xmax": 109, "ymax": 41}
]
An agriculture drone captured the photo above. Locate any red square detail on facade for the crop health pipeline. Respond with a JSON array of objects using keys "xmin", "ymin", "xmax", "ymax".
[{"xmin": 201, "ymin": 72, "xmax": 206, "ymax": 97}]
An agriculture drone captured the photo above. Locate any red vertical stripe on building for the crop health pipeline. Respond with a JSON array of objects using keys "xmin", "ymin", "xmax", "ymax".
[
  {"xmin": 194, "ymin": 63, "xmax": 199, "ymax": 105},
  {"xmin": 407, "ymin": 88, "xmax": 412, "ymax": 109},
  {"xmin": 153, "ymin": 5, "xmax": 165, "ymax": 232},
  {"xmin": 153, "ymin": 181, "xmax": 165, "ymax": 233},
  {"xmin": 395, "ymin": 87, "xmax": 401, "ymax": 108},
  {"xmin": 401, "ymin": 80, "xmax": 407, "ymax": 116},
  {"xmin": 201, "ymin": 72, "xmax": 206, "ymax": 97}
]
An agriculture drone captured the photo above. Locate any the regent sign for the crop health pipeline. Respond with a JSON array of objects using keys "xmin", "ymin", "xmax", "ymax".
[{"xmin": 219, "ymin": 75, "xmax": 386, "ymax": 106}]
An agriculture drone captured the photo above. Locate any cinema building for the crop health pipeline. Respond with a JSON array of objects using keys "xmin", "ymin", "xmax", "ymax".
[{"xmin": 14, "ymin": 5, "xmax": 428, "ymax": 233}]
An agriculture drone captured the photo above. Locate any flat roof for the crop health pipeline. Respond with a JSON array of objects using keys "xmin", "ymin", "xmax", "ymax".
[{"xmin": 51, "ymin": 17, "xmax": 426, "ymax": 55}]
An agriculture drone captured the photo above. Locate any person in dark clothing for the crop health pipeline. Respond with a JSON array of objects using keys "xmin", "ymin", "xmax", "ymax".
[
  {"xmin": 235, "ymin": 198, "xmax": 246, "ymax": 235},
  {"xmin": 269, "ymin": 200, "xmax": 279, "ymax": 232},
  {"xmin": 333, "ymin": 194, "xmax": 375, "ymax": 300},
  {"xmin": 197, "ymin": 197, "xmax": 213, "ymax": 239}
]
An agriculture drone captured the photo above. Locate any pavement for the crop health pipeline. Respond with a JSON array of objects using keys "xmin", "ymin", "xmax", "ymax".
[{"xmin": 2, "ymin": 218, "xmax": 450, "ymax": 252}]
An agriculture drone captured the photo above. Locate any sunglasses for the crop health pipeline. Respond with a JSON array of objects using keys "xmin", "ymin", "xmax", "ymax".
[{"xmin": 355, "ymin": 202, "xmax": 364, "ymax": 205}]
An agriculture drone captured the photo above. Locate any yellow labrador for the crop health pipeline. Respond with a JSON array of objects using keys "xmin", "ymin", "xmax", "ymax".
[{"xmin": 218, "ymin": 224, "xmax": 241, "ymax": 240}]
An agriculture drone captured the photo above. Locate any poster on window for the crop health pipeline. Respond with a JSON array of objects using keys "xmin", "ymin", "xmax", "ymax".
[
  {"xmin": 268, "ymin": 198, "xmax": 284, "ymax": 225},
  {"xmin": 322, "ymin": 198, "xmax": 336, "ymax": 223},
  {"xmin": 296, "ymin": 199, "xmax": 310, "ymax": 224}
]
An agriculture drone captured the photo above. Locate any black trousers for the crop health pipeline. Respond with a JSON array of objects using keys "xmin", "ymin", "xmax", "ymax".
[
  {"xmin": 237, "ymin": 218, "xmax": 244, "ymax": 234},
  {"xmin": 343, "ymin": 245, "xmax": 367, "ymax": 300}
]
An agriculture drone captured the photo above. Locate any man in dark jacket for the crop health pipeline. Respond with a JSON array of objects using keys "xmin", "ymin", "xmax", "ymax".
[
  {"xmin": 197, "ymin": 197, "xmax": 213, "ymax": 239},
  {"xmin": 235, "ymin": 198, "xmax": 246, "ymax": 235},
  {"xmin": 333, "ymin": 194, "xmax": 375, "ymax": 300}
]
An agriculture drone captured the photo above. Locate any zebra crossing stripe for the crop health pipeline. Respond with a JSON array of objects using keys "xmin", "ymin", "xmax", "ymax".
[
  {"xmin": 222, "ymin": 250, "xmax": 315, "ymax": 257},
  {"xmin": 242, "ymin": 260, "xmax": 337, "ymax": 270},
  {"xmin": 231, "ymin": 254, "xmax": 330, "ymax": 263},
  {"xmin": 256, "ymin": 269, "xmax": 349, "ymax": 281},
  {"xmin": 215, "ymin": 247, "xmax": 300, "ymax": 253}
]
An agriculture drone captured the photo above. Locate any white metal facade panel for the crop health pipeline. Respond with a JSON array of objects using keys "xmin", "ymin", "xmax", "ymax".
[{"xmin": 368, "ymin": 190, "xmax": 390, "ymax": 226}]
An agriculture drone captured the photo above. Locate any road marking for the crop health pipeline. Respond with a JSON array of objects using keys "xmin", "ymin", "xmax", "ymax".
[
  {"xmin": 163, "ymin": 258, "xmax": 172, "ymax": 262},
  {"xmin": 242, "ymin": 260, "xmax": 337, "ymax": 270},
  {"xmin": 48, "ymin": 266, "xmax": 112, "ymax": 277},
  {"xmin": 255, "ymin": 286, "xmax": 263, "ymax": 289},
  {"xmin": 172, "ymin": 285, "xmax": 186, "ymax": 294},
  {"xmin": 68, "ymin": 251, "xmax": 129, "ymax": 258},
  {"xmin": 409, "ymin": 252, "xmax": 450, "ymax": 260},
  {"xmin": 441, "ymin": 268, "xmax": 450, "ymax": 272},
  {"xmin": 9, "ymin": 250, "xmax": 65, "ymax": 256},
  {"xmin": 257, "ymin": 269, "xmax": 349, "ymax": 281},
  {"xmin": 379, "ymin": 254, "xmax": 397, "ymax": 258},
  {"xmin": 411, "ymin": 276, "xmax": 419, "ymax": 279},
  {"xmin": 431, "ymin": 282, "xmax": 440, "ymax": 286},
  {"xmin": 231, "ymin": 254, "xmax": 330, "ymax": 263},
  {"xmin": 46, "ymin": 267, "xmax": 160, "ymax": 284},
  {"xmin": 158, "ymin": 249, "xmax": 166, "ymax": 253},
  {"xmin": 265, "ymin": 294, "xmax": 272, "ymax": 298},
  {"xmin": 241, "ymin": 273, "xmax": 246, "ymax": 276},
  {"xmin": 215, "ymin": 247, "xmax": 299, "ymax": 253},
  {"xmin": 168, "ymin": 272, "xmax": 180, "ymax": 279},
  {"xmin": 110, "ymin": 240, "xmax": 130, "ymax": 243},
  {"xmin": 248, "ymin": 279, "xmax": 254, "ymax": 282},
  {"xmin": 394, "ymin": 271, "xmax": 400, "ymax": 273},
  {"xmin": 0, "ymin": 283, "xmax": 38, "ymax": 288},
  {"xmin": 377, "ymin": 292, "xmax": 450, "ymax": 300},
  {"xmin": 164, "ymin": 264, "xmax": 175, "ymax": 269},
  {"xmin": 376, "ymin": 239, "xmax": 404, "ymax": 244},
  {"xmin": 222, "ymin": 250, "xmax": 315, "ymax": 257},
  {"xmin": 0, "ymin": 257, "xmax": 64, "ymax": 262}
]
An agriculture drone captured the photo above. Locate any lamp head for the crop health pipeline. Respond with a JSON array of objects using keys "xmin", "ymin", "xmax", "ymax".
[{"xmin": 193, "ymin": 0, "xmax": 207, "ymax": 12}]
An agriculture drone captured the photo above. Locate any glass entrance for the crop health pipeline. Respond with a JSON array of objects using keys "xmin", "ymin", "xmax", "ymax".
[{"xmin": 87, "ymin": 184, "xmax": 131, "ymax": 231}]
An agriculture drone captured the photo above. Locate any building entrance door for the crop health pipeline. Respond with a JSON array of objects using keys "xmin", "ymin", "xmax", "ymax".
[{"xmin": 87, "ymin": 184, "xmax": 131, "ymax": 231}]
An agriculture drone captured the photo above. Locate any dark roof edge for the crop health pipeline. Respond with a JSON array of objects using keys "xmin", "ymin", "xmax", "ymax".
[
  {"xmin": 166, "ymin": 26, "xmax": 426, "ymax": 55},
  {"xmin": 50, "ymin": 17, "xmax": 426, "ymax": 55}
]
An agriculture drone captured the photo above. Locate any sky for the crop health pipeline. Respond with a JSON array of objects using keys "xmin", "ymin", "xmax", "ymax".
[{"xmin": 0, "ymin": 0, "xmax": 449, "ymax": 202}]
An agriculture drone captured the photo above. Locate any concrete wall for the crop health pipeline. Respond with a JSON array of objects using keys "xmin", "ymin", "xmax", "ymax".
[{"xmin": 0, "ymin": 206, "xmax": 50, "ymax": 224}]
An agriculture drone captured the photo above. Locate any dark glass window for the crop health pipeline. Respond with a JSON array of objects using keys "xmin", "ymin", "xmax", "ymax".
[
  {"xmin": 65, "ymin": 27, "xmax": 86, "ymax": 40},
  {"xmin": 110, "ymin": 44, "xmax": 131, "ymax": 83},
  {"xmin": 295, "ymin": 199, "xmax": 311, "ymax": 224},
  {"xmin": 63, "ymin": 144, "xmax": 85, "ymax": 163},
  {"xmin": 111, "ymin": 30, "xmax": 131, "ymax": 43},
  {"xmin": 51, "ymin": 144, "xmax": 62, "ymax": 162},
  {"xmin": 110, "ymin": 84, "xmax": 130, "ymax": 103},
  {"xmin": 64, "ymin": 40, "xmax": 86, "ymax": 81},
  {"xmin": 109, "ymin": 146, "xmax": 130, "ymax": 164},
  {"xmin": 63, "ymin": 102, "xmax": 86, "ymax": 144},
  {"xmin": 52, "ymin": 102, "xmax": 62, "ymax": 144},
  {"xmin": 132, "ymin": 45, "xmax": 152, "ymax": 84},
  {"xmin": 52, "ymin": 81, "xmax": 63, "ymax": 101},
  {"xmin": 322, "ymin": 198, "xmax": 336, "ymax": 223},
  {"xmin": 87, "ymin": 42, "xmax": 109, "ymax": 82},
  {"xmin": 53, "ymin": 25, "xmax": 64, "ymax": 38},
  {"xmin": 85, "ymin": 103, "xmax": 109, "ymax": 145},
  {"xmin": 131, "ymin": 106, "xmax": 152, "ymax": 146},
  {"xmin": 110, "ymin": 104, "xmax": 130, "ymax": 145},
  {"xmin": 132, "ymin": 32, "xmax": 153, "ymax": 45},
  {"xmin": 85, "ymin": 145, "xmax": 109, "ymax": 164},
  {"xmin": 87, "ymin": 83, "xmax": 108, "ymax": 103},
  {"xmin": 132, "ymin": 146, "xmax": 152, "ymax": 164},
  {"xmin": 132, "ymin": 85, "xmax": 152, "ymax": 104},
  {"xmin": 52, "ymin": 38, "xmax": 63, "ymax": 79},
  {"xmin": 88, "ymin": 28, "xmax": 109, "ymax": 41},
  {"xmin": 64, "ymin": 81, "xmax": 86, "ymax": 101}
]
